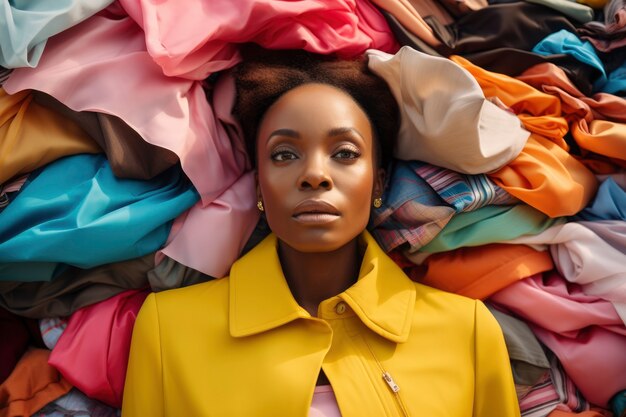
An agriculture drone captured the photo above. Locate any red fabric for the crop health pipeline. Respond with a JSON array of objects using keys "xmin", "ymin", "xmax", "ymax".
[
  {"xmin": 48, "ymin": 289, "xmax": 149, "ymax": 407},
  {"xmin": 0, "ymin": 308, "xmax": 44, "ymax": 384}
]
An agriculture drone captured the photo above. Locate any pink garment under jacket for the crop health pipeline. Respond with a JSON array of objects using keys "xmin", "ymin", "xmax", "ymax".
[
  {"xmin": 501, "ymin": 220, "xmax": 626, "ymax": 325},
  {"xmin": 118, "ymin": 0, "xmax": 399, "ymax": 80},
  {"xmin": 489, "ymin": 272, "xmax": 626, "ymax": 407},
  {"xmin": 48, "ymin": 289, "xmax": 150, "ymax": 408}
]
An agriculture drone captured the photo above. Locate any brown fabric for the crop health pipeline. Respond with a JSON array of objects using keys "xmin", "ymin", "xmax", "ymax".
[
  {"xmin": 444, "ymin": 2, "xmax": 581, "ymax": 53},
  {"xmin": 32, "ymin": 91, "xmax": 178, "ymax": 180},
  {"xmin": 382, "ymin": 11, "xmax": 444, "ymax": 56},
  {"xmin": 0, "ymin": 349, "xmax": 72, "ymax": 417},
  {"xmin": 148, "ymin": 255, "xmax": 214, "ymax": 292},
  {"xmin": 0, "ymin": 254, "xmax": 154, "ymax": 319}
]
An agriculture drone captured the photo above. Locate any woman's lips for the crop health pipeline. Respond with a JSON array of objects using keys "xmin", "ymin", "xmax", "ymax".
[
  {"xmin": 292, "ymin": 200, "xmax": 340, "ymax": 224},
  {"xmin": 292, "ymin": 212, "xmax": 340, "ymax": 224}
]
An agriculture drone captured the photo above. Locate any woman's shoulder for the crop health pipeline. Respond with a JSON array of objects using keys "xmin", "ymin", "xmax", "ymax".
[{"xmin": 143, "ymin": 277, "xmax": 231, "ymax": 318}]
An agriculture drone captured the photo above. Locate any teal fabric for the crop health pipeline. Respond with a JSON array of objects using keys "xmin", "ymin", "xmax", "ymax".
[
  {"xmin": 0, "ymin": 0, "xmax": 113, "ymax": 68},
  {"xmin": 0, "ymin": 154, "xmax": 199, "ymax": 282},
  {"xmin": 533, "ymin": 29, "xmax": 626, "ymax": 95},
  {"xmin": 419, "ymin": 204, "xmax": 565, "ymax": 253}
]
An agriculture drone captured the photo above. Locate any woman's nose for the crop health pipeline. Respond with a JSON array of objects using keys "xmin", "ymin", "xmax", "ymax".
[{"xmin": 298, "ymin": 156, "xmax": 332, "ymax": 190}]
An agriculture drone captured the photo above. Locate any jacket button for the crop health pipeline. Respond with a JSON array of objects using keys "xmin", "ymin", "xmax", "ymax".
[{"xmin": 335, "ymin": 301, "xmax": 347, "ymax": 314}]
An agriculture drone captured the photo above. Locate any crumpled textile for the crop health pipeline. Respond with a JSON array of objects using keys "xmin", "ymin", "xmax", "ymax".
[
  {"xmin": 576, "ymin": 176, "xmax": 626, "ymax": 221},
  {"xmin": 408, "ymin": 243, "xmax": 554, "ymax": 300},
  {"xmin": 118, "ymin": 0, "xmax": 399, "ymax": 79},
  {"xmin": 32, "ymin": 387, "xmax": 119, "ymax": 417},
  {"xmin": 0, "ymin": 348, "xmax": 73, "ymax": 417},
  {"xmin": 3, "ymin": 5, "xmax": 248, "ymax": 205},
  {"xmin": 0, "ymin": 154, "xmax": 199, "ymax": 282},
  {"xmin": 490, "ymin": 271, "xmax": 626, "ymax": 407},
  {"xmin": 0, "ymin": 0, "xmax": 113, "ymax": 68},
  {"xmin": 367, "ymin": 46, "xmax": 529, "ymax": 174},
  {"xmin": 32, "ymin": 91, "xmax": 179, "ymax": 180},
  {"xmin": 517, "ymin": 62, "xmax": 626, "ymax": 166},
  {"xmin": 0, "ymin": 88, "xmax": 101, "ymax": 185},
  {"xmin": 503, "ymin": 220, "xmax": 626, "ymax": 325},
  {"xmin": 370, "ymin": 160, "xmax": 516, "ymax": 252},
  {"xmin": 579, "ymin": 0, "xmax": 626, "ymax": 53},
  {"xmin": 0, "ymin": 253, "xmax": 154, "ymax": 318},
  {"xmin": 48, "ymin": 289, "xmax": 149, "ymax": 408},
  {"xmin": 533, "ymin": 29, "xmax": 626, "ymax": 96},
  {"xmin": 419, "ymin": 203, "xmax": 565, "ymax": 254},
  {"xmin": 156, "ymin": 72, "xmax": 259, "ymax": 279},
  {"xmin": 450, "ymin": 55, "xmax": 599, "ymax": 217}
]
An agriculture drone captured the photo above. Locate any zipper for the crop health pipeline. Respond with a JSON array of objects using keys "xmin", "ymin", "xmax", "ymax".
[{"xmin": 362, "ymin": 338, "xmax": 410, "ymax": 417}]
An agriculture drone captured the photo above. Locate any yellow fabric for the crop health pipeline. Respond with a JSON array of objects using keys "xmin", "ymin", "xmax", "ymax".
[
  {"xmin": 123, "ymin": 232, "xmax": 520, "ymax": 417},
  {"xmin": 0, "ymin": 88, "xmax": 101, "ymax": 184}
]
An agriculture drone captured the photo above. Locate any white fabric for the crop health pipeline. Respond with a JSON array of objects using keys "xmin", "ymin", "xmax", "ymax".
[
  {"xmin": 502, "ymin": 220, "xmax": 626, "ymax": 324},
  {"xmin": 366, "ymin": 46, "xmax": 529, "ymax": 174}
]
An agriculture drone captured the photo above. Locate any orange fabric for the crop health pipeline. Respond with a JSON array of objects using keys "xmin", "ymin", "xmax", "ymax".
[
  {"xmin": 489, "ymin": 134, "xmax": 598, "ymax": 217},
  {"xmin": 0, "ymin": 348, "xmax": 72, "ymax": 417},
  {"xmin": 416, "ymin": 243, "xmax": 553, "ymax": 300},
  {"xmin": 517, "ymin": 63, "xmax": 626, "ymax": 164},
  {"xmin": 450, "ymin": 55, "xmax": 570, "ymax": 149},
  {"xmin": 448, "ymin": 56, "xmax": 599, "ymax": 217},
  {"xmin": 0, "ymin": 88, "xmax": 101, "ymax": 184}
]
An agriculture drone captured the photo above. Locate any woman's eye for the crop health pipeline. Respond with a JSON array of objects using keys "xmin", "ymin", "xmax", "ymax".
[
  {"xmin": 271, "ymin": 150, "xmax": 298, "ymax": 161},
  {"xmin": 333, "ymin": 148, "xmax": 361, "ymax": 160}
]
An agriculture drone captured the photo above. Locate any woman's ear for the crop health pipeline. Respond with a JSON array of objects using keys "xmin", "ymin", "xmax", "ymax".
[{"xmin": 374, "ymin": 168, "xmax": 385, "ymax": 200}]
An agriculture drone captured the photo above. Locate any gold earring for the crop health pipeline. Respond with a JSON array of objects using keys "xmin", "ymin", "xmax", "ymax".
[
  {"xmin": 373, "ymin": 197, "xmax": 382, "ymax": 208},
  {"xmin": 257, "ymin": 200, "xmax": 264, "ymax": 212}
]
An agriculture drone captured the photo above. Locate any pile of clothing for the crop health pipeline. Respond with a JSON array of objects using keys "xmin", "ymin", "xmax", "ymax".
[{"xmin": 0, "ymin": 0, "xmax": 624, "ymax": 416}]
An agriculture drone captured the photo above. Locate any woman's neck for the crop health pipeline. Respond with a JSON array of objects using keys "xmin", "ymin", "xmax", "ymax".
[{"xmin": 277, "ymin": 237, "xmax": 363, "ymax": 317}]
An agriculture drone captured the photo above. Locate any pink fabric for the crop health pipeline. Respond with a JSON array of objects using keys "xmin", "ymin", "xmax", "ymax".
[
  {"xmin": 3, "ymin": 4, "xmax": 248, "ymax": 205},
  {"xmin": 310, "ymin": 385, "xmax": 342, "ymax": 417},
  {"xmin": 157, "ymin": 71, "xmax": 259, "ymax": 278},
  {"xmin": 502, "ymin": 221, "xmax": 626, "ymax": 324},
  {"xmin": 118, "ymin": 0, "xmax": 399, "ymax": 79},
  {"xmin": 48, "ymin": 289, "xmax": 150, "ymax": 408},
  {"xmin": 158, "ymin": 171, "xmax": 258, "ymax": 278},
  {"xmin": 489, "ymin": 272, "xmax": 626, "ymax": 407}
]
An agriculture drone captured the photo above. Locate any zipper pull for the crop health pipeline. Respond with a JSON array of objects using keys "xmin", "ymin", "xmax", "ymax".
[{"xmin": 382, "ymin": 371, "xmax": 400, "ymax": 393}]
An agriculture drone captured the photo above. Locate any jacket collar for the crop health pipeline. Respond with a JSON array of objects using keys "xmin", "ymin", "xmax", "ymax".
[{"xmin": 229, "ymin": 231, "xmax": 416, "ymax": 343}]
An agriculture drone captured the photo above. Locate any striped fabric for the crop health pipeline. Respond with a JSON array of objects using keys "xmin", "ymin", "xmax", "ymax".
[
  {"xmin": 370, "ymin": 160, "xmax": 516, "ymax": 252},
  {"xmin": 414, "ymin": 161, "xmax": 518, "ymax": 212},
  {"xmin": 519, "ymin": 353, "xmax": 590, "ymax": 417}
]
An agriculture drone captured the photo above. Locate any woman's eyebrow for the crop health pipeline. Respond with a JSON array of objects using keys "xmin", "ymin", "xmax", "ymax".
[
  {"xmin": 328, "ymin": 127, "xmax": 365, "ymax": 141},
  {"xmin": 268, "ymin": 128, "xmax": 300, "ymax": 140}
]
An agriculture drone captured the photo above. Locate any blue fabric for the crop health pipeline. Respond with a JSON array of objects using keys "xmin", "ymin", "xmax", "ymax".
[
  {"xmin": 0, "ymin": 0, "xmax": 113, "ymax": 68},
  {"xmin": 0, "ymin": 154, "xmax": 199, "ymax": 282},
  {"xmin": 575, "ymin": 177, "xmax": 626, "ymax": 222},
  {"xmin": 531, "ymin": 29, "xmax": 626, "ymax": 95}
]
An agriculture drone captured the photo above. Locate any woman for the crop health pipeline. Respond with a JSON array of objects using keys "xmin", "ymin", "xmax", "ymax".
[{"xmin": 122, "ymin": 49, "xmax": 520, "ymax": 417}]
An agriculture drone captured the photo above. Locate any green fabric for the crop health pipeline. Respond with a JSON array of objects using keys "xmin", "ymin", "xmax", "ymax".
[{"xmin": 420, "ymin": 204, "xmax": 565, "ymax": 253}]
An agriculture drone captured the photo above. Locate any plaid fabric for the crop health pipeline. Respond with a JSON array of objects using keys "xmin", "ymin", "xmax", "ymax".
[
  {"xmin": 370, "ymin": 160, "xmax": 515, "ymax": 252},
  {"xmin": 39, "ymin": 317, "xmax": 68, "ymax": 350}
]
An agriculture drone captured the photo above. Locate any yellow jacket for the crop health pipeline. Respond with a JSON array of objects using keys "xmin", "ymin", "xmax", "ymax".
[{"xmin": 122, "ymin": 232, "xmax": 520, "ymax": 417}]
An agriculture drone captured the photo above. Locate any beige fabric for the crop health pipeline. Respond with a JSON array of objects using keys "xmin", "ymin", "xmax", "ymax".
[{"xmin": 367, "ymin": 46, "xmax": 530, "ymax": 174}]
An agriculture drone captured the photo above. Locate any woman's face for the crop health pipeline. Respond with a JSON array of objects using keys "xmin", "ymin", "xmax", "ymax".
[{"xmin": 256, "ymin": 83, "xmax": 383, "ymax": 253}]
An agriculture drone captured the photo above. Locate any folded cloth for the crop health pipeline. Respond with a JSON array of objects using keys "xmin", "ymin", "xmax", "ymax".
[{"xmin": 367, "ymin": 46, "xmax": 529, "ymax": 174}]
